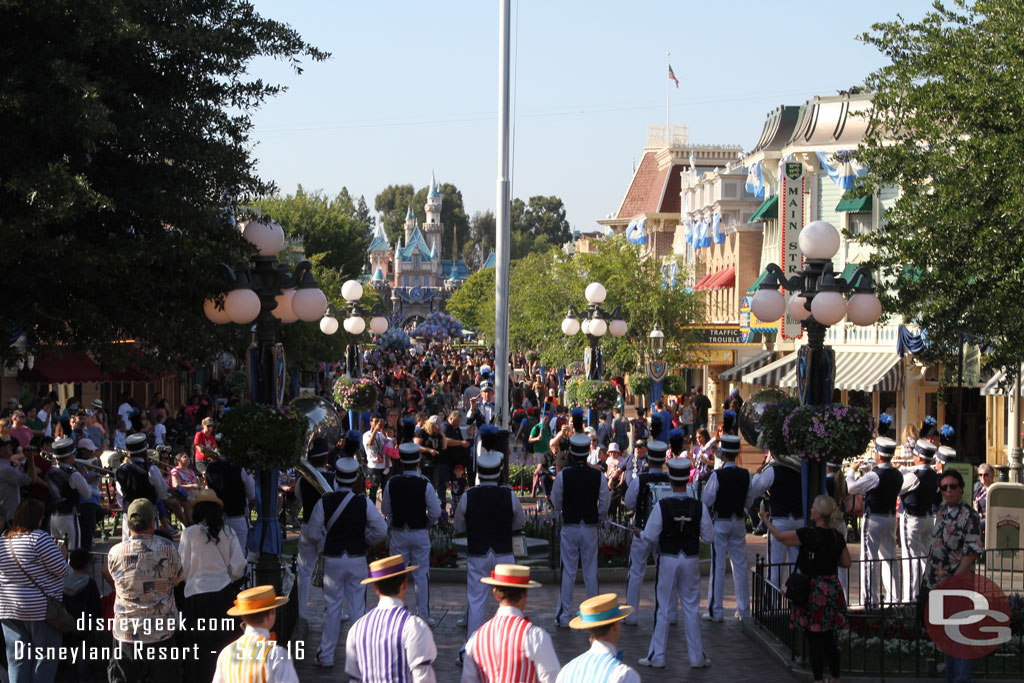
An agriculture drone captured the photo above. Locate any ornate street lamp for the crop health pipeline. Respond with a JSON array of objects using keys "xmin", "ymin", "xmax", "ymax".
[
  {"xmin": 749, "ymin": 220, "xmax": 882, "ymax": 521},
  {"xmin": 647, "ymin": 323, "xmax": 667, "ymax": 408},
  {"xmin": 562, "ymin": 282, "xmax": 628, "ymax": 381},
  {"xmin": 203, "ymin": 218, "xmax": 327, "ymax": 591}
]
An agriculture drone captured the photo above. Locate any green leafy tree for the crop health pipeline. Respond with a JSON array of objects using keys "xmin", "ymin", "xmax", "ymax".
[
  {"xmin": 254, "ymin": 186, "xmax": 371, "ymax": 278},
  {"xmin": 463, "ymin": 211, "xmax": 496, "ymax": 268},
  {"xmin": 857, "ymin": 0, "xmax": 1024, "ymax": 375},
  {"xmin": 375, "ymin": 181, "xmax": 470, "ymax": 260},
  {"xmin": 512, "ymin": 196, "xmax": 573, "ymax": 245},
  {"xmin": 446, "ymin": 267, "xmax": 496, "ymax": 339},
  {"xmin": 0, "ymin": 0, "xmax": 326, "ymax": 369},
  {"xmin": 374, "ymin": 184, "xmax": 417, "ymax": 245}
]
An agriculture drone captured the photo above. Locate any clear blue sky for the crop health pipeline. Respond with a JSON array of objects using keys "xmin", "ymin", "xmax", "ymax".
[{"xmin": 248, "ymin": 0, "xmax": 933, "ymax": 233}]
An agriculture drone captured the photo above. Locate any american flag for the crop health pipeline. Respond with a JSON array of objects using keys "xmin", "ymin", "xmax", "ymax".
[{"xmin": 668, "ymin": 65, "xmax": 679, "ymax": 88}]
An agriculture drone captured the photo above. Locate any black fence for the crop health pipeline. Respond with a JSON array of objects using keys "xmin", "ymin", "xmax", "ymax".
[{"xmin": 751, "ymin": 549, "xmax": 1024, "ymax": 678}]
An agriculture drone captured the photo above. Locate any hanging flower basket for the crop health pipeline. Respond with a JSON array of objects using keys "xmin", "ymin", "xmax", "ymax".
[
  {"xmin": 218, "ymin": 403, "xmax": 307, "ymax": 472},
  {"xmin": 332, "ymin": 376, "xmax": 379, "ymax": 413},
  {"xmin": 563, "ymin": 377, "xmax": 618, "ymax": 412},
  {"xmin": 781, "ymin": 403, "xmax": 875, "ymax": 463}
]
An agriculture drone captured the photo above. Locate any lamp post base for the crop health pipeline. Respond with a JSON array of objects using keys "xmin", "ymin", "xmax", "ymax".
[{"xmin": 1009, "ymin": 447, "xmax": 1023, "ymax": 483}]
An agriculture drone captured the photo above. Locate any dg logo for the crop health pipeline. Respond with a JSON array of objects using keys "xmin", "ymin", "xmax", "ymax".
[{"xmin": 925, "ymin": 573, "xmax": 1012, "ymax": 659}]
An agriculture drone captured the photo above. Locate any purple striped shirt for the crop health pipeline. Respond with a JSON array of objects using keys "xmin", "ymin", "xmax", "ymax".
[{"xmin": 351, "ymin": 603, "xmax": 412, "ymax": 683}]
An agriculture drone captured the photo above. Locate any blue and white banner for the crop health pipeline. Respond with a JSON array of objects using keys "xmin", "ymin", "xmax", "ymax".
[
  {"xmin": 690, "ymin": 217, "xmax": 701, "ymax": 249},
  {"xmin": 711, "ymin": 212, "xmax": 724, "ymax": 245},
  {"xmin": 745, "ymin": 161, "xmax": 765, "ymax": 198},
  {"xmin": 697, "ymin": 216, "xmax": 712, "ymax": 249},
  {"xmin": 626, "ymin": 218, "xmax": 648, "ymax": 245},
  {"xmin": 816, "ymin": 150, "xmax": 867, "ymax": 190}
]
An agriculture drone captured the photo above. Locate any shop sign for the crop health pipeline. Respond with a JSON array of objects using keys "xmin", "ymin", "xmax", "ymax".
[
  {"xmin": 700, "ymin": 327, "xmax": 750, "ymax": 345},
  {"xmin": 781, "ymin": 161, "xmax": 805, "ymax": 340},
  {"xmin": 684, "ymin": 349, "xmax": 734, "ymax": 365}
]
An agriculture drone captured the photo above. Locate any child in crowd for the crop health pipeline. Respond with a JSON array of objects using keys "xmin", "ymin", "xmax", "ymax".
[{"xmin": 64, "ymin": 549, "xmax": 102, "ymax": 682}]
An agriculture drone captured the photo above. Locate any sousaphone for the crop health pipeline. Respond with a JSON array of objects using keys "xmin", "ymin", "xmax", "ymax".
[{"xmin": 289, "ymin": 395, "xmax": 344, "ymax": 495}]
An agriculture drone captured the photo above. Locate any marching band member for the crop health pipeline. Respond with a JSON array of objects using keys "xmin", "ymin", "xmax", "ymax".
[
  {"xmin": 551, "ymin": 433, "xmax": 610, "ymax": 628},
  {"xmin": 847, "ymin": 436, "xmax": 902, "ymax": 607},
  {"xmin": 558, "ymin": 594, "xmax": 640, "ymax": 683},
  {"xmin": 382, "ymin": 442, "xmax": 443, "ymax": 625},
  {"xmin": 461, "ymin": 564, "xmax": 560, "ymax": 683},
  {"xmin": 454, "ymin": 449, "xmax": 526, "ymax": 665},
  {"xmin": 345, "ymin": 555, "xmax": 438, "ymax": 683},
  {"xmin": 749, "ymin": 451, "xmax": 803, "ymax": 593},
  {"xmin": 306, "ymin": 456, "xmax": 387, "ymax": 668},
  {"xmin": 702, "ymin": 434, "xmax": 753, "ymax": 622},
  {"xmin": 622, "ymin": 439, "xmax": 675, "ymax": 624},
  {"xmin": 205, "ymin": 448, "xmax": 256, "ymax": 551},
  {"xmin": 898, "ymin": 439, "xmax": 939, "ymax": 602},
  {"xmin": 639, "ymin": 456, "xmax": 713, "ymax": 670},
  {"xmin": 213, "ymin": 585, "xmax": 298, "ymax": 683},
  {"xmin": 295, "ymin": 437, "xmax": 336, "ymax": 624},
  {"xmin": 46, "ymin": 437, "xmax": 91, "ymax": 550},
  {"xmin": 114, "ymin": 433, "xmax": 166, "ymax": 537}
]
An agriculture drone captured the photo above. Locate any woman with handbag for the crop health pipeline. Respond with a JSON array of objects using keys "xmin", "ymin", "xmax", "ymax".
[
  {"xmin": 760, "ymin": 494, "xmax": 851, "ymax": 683},
  {"xmin": 0, "ymin": 498, "xmax": 71, "ymax": 683}
]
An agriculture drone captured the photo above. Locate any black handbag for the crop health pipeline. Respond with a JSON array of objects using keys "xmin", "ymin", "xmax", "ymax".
[{"xmin": 784, "ymin": 541, "xmax": 813, "ymax": 604}]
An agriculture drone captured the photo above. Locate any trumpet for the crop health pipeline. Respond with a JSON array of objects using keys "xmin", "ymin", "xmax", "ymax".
[{"xmin": 75, "ymin": 460, "xmax": 115, "ymax": 476}]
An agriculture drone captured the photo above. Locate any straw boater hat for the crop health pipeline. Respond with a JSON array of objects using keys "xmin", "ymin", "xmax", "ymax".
[
  {"xmin": 646, "ymin": 439, "xmax": 668, "ymax": 462},
  {"xmin": 875, "ymin": 437, "xmax": 898, "ymax": 458},
  {"xmin": 477, "ymin": 450, "xmax": 503, "ymax": 480},
  {"xmin": 125, "ymin": 433, "xmax": 149, "ymax": 456},
  {"xmin": 334, "ymin": 457, "xmax": 361, "ymax": 485},
  {"xmin": 480, "ymin": 563, "xmax": 542, "ymax": 589},
  {"xmin": 226, "ymin": 585, "xmax": 289, "ymax": 617},
  {"xmin": 189, "ymin": 488, "xmax": 223, "ymax": 509},
  {"xmin": 913, "ymin": 439, "xmax": 937, "ymax": 461},
  {"xmin": 399, "ymin": 442, "xmax": 421, "ymax": 466},
  {"xmin": 569, "ymin": 593, "xmax": 633, "ymax": 629},
  {"xmin": 667, "ymin": 456, "xmax": 692, "ymax": 483},
  {"xmin": 91, "ymin": 399, "xmax": 104, "ymax": 410},
  {"xmin": 52, "ymin": 437, "xmax": 77, "ymax": 459},
  {"xmin": 361, "ymin": 554, "xmax": 418, "ymax": 585}
]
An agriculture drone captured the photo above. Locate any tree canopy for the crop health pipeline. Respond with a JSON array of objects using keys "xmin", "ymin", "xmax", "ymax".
[
  {"xmin": 857, "ymin": 0, "xmax": 1024, "ymax": 376},
  {"xmin": 0, "ymin": 0, "xmax": 326, "ymax": 369},
  {"xmin": 374, "ymin": 181, "xmax": 470, "ymax": 260}
]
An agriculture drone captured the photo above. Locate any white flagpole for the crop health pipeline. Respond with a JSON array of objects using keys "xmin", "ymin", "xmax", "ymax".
[
  {"xmin": 494, "ymin": 0, "xmax": 511, "ymax": 431},
  {"xmin": 666, "ymin": 51, "xmax": 670, "ymax": 140}
]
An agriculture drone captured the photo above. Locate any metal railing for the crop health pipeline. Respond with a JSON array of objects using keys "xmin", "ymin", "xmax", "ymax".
[{"xmin": 751, "ymin": 549, "xmax": 1024, "ymax": 678}]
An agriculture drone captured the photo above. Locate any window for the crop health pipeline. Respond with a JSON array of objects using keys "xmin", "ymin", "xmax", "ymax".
[{"xmin": 848, "ymin": 212, "xmax": 873, "ymax": 236}]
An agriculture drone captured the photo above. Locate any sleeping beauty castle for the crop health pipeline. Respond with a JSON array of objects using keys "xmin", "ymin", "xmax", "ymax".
[{"xmin": 366, "ymin": 172, "xmax": 480, "ymax": 328}]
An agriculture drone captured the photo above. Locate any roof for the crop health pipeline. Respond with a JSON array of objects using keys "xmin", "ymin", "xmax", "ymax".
[
  {"xmin": 659, "ymin": 164, "xmax": 685, "ymax": 213},
  {"xmin": 368, "ymin": 223, "xmax": 391, "ymax": 252},
  {"xmin": 482, "ymin": 251, "xmax": 496, "ymax": 269},
  {"xmin": 399, "ymin": 225, "xmax": 433, "ymax": 261},
  {"xmin": 406, "ymin": 206, "xmax": 415, "ymax": 221},
  {"xmin": 616, "ymin": 152, "xmax": 669, "ymax": 219},
  {"xmin": 441, "ymin": 260, "xmax": 471, "ymax": 280},
  {"xmin": 428, "ymin": 171, "xmax": 442, "ymax": 198},
  {"xmin": 372, "ymin": 268, "xmax": 385, "ymax": 281},
  {"xmin": 787, "ymin": 93, "xmax": 873, "ymax": 148},
  {"xmin": 750, "ymin": 106, "xmax": 801, "ymax": 154}
]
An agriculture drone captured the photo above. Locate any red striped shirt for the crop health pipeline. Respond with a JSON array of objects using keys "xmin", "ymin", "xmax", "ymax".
[{"xmin": 472, "ymin": 613, "xmax": 538, "ymax": 683}]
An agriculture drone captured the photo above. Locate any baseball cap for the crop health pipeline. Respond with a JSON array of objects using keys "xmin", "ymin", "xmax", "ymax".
[
  {"xmin": 127, "ymin": 499, "xmax": 156, "ymax": 527},
  {"xmin": 77, "ymin": 438, "xmax": 98, "ymax": 452}
]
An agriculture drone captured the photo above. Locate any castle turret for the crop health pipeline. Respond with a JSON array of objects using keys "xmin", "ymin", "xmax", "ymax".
[
  {"xmin": 424, "ymin": 172, "xmax": 443, "ymax": 262},
  {"xmin": 404, "ymin": 206, "xmax": 416, "ymax": 244},
  {"xmin": 368, "ymin": 222, "xmax": 391, "ymax": 284}
]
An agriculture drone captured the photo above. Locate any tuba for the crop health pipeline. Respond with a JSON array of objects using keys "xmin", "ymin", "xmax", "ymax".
[{"xmin": 289, "ymin": 395, "xmax": 344, "ymax": 496}]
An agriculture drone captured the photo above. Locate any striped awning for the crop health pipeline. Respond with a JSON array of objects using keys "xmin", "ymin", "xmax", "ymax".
[
  {"xmin": 742, "ymin": 352, "xmax": 799, "ymax": 386},
  {"xmin": 774, "ymin": 351, "xmax": 903, "ymax": 392},
  {"xmin": 718, "ymin": 350, "xmax": 777, "ymax": 382},
  {"xmin": 981, "ymin": 370, "xmax": 1006, "ymax": 396}
]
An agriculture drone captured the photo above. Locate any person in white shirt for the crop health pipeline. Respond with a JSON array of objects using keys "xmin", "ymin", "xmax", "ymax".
[
  {"xmin": 179, "ymin": 489, "xmax": 247, "ymax": 683},
  {"xmin": 117, "ymin": 396, "xmax": 134, "ymax": 433},
  {"xmin": 152, "ymin": 414, "xmax": 167, "ymax": 447},
  {"xmin": 363, "ymin": 414, "xmax": 388, "ymax": 502},
  {"xmin": 214, "ymin": 585, "xmax": 298, "ymax": 683},
  {"xmin": 558, "ymin": 593, "xmax": 640, "ymax": 683}
]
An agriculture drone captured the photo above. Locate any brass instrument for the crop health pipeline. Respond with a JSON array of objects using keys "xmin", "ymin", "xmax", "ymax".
[
  {"xmin": 76, "ymin": 460, "xmax": 115, "ymax": 476},
  {"xmin": 197, "ymin": 445, "xmax": 221, "ymax": 461},
  {"xmin": 289, "ymin": 395, "xmax": 344, "ymax": 498}
]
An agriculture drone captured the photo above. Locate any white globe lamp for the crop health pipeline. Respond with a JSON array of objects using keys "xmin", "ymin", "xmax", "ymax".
[
  {"xmin": 271, "ymin": 288, "xmax": 298, "ymax": 323},
  {"xmin": 319, "ymin": 316, "xmax": 339, "ymax": 335},
  {"xmin": 291, "ymin": 287, "xmax": 327, "ymax": 322},
  {"xmin": 224, "ymin": 288, "xmax": 261, "ymax": 324},
  {"xmin": 584, "ymin": 282, "xmax": 607, "ymax": 304},
  {"xmin": 240, "ymin": 219, "xmax": 285, "ymax": 257},
  {"xmin": 787, "ymin": 294, "xmax": 812, "ymax": 322},
  {"xmin": 810, "ymin": 291, "xmax": 848, "ymax": 326},
  {"xmin": 581, "ymin": 319, "xmax": 591, "ymax": 336},
  {"xmin": 341, "ymin": 280, "xmax": 363, "ymax": 303},
  {"xmin": 798, "ymin": 221, "xmax": 841, "ymax": 260},
  {"xmin": 561, "ymin": 316, "xmax": 580, "ymax": 336},
  {"xmin": 370, "ymin": 316, "xmax": 389, "ymax": 335},
  {"xmin": 608, "ymin": 319, "xmax": 628, "ymax": 337},
  {"xmin": 204, "ymin": 297, "xmax": 231, "ymax": 324},
  {"xmin": 847, "ymin": 293, "xmax": 882, "ymax": 326},
  {"xmin": 589, "ymin": 317, "xmax": 607, "ymax": 337},
  {"xmin": 343, "ymin": 316, "xmax": 366, "ymax": 336},
  {"xmin": 750, "ymin": 288, "xmax": 786, "ymax": 323}
]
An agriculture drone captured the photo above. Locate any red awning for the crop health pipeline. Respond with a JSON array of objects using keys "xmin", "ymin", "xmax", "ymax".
[
  {"xmin": 18, "ymin": 350, "xmax": 173, "ymax": 384},
  {"xmin": 692, "ymin": 272, "xmax": 715, "ymax": 290},
  {"xmin": 708, "ymin": 266, "xmax": 736, "ymax": 290}
]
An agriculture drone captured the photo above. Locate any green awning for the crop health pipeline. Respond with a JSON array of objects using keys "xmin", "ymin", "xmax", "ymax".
[
  {"xmin": 836, "ymin": 191, "xmax": 872, "ymax": 212},
  {"xmin": 747, "ymin": 268, "xmax": 770, "ymax": 293},
  {"xmin": 748, "ymin": 195, "xmax": 778, "ymax": 222},
  {"xmin": 838, "ymin": 264, "xmax": 861, "ymax": 286}
]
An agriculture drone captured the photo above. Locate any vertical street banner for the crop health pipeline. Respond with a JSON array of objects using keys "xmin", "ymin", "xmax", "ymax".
[{"xmin": 781, "ymin": 161, "xmax": 805, "ymax": 339}]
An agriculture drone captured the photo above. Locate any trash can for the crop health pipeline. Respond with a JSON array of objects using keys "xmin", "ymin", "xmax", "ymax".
[{"xmin": 996, "ymin": 465, "xmax": 1010, "ymax": 482}]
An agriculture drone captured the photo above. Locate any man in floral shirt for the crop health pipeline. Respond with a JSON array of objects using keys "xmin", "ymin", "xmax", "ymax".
[{"xmin": 924, "ymin": 468, "xmax": 982, "ymax": 683}]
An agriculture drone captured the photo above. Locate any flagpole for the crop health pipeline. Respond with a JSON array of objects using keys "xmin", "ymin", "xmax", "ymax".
[
  {"xmin": 494, "ymin": 0, "xmax": 511, "ymax": 432},
  {"xmin": 666, "ymin": 51, "xmax": 670, "ymax": 140}
]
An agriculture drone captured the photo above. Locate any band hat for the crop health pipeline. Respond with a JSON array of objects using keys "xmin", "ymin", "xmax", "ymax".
[
  {"xmin": 334, "ymin": 456, "xmax": 361, "ymax": 484},
  {"xmin": 720, "ymin": 434, "xmax": 742, "ymax": 455},
  {"xmin": 569, "ymin": 593, "xmax": 634, "ymax": 629},
  {"xmin": 52, "ymin": 437, "xmax": 77, "ymax": 459},
  {"xmin": 76, "ymin": 438, "xmax": 98, "ymax": 452},
  {"xmin": 226, "ymin": 585, "xmax": 289, "ymax": 616},
  {"xmin": 91, "ymin": 399, "xmax": 104, "ymax": 410},
  {"xmin": 361, "ymin": 554, "xmax": 418, "ymax": 585},
  {"xmin": 398, "ymin": 442, "xmax": 421, "ymax": 465},
  {"xmin": 480, "ymin": 380, "xmax": 494, "ymax": 391},
  {"xmin": 480, "ymin": 563, "xmax": 542, "ymax": 589},
  {"xmin": 189, "ymin": 488, "xmax": 223, "ymax": 509},
  {"xmin": 667, "ymin": 456, "xmax": 692, "ymax": 482},
  {"xmin": 936, "ymin": 446, "xmax": 957, "ymax": 463},
  {"xmin": 914, "ymin": 439, "xmax": 937, "ymax": 460},
  {"xmin": 569, "ymin": 433, "xmax": 591, "ymax": 458},
  {"xmin": 125, "ymin": 433, "xmax": 150, "ymax": 456},
  {"xmin": 646, "ymin": 440, "xmax": 669, "ymax": 462},
  {"xmin": 477, "ymin": 450, "xmax": 503, "ymax": 480},
  {"xmin": 875, "ymin": 436, "xmax": 898, "ymax": 457}
]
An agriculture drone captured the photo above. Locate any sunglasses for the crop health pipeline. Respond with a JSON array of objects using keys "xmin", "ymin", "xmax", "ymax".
[{"xmin": 939, "ymin": 484, "xmax": 962, "ymax": 492}]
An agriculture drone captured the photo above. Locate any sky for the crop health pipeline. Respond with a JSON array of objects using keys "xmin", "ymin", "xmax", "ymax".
[{"xmin": 247, "ymin": 0, "xmax": 935, "ymax": 234}]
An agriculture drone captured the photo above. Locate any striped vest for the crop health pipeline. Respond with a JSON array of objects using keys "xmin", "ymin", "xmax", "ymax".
[
  {"xmin": 217, "ymin": 633, "xmax": 273, "ymax": 683},
  {"xmin": 472, "ymin": 614, "xmax": 538, "ymax": 683},
  {"xmin": 350, "ymin": 605, "xmax": 413, "ymax": 683},
  {"xmin": 558, "ymin": 649, "xmax": 620, "ymax": 683}
]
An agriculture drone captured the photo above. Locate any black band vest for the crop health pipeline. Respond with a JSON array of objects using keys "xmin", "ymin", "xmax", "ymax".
[
  {"xmin": 116, "ymin": 459, "xmax": 157, "ymax": 506},
  {"xmin": 712, "ymin": 466, "xmax": 751, "ymax": 519},
  {"xmin": 322, "ymin": 491, "xmax": 368, "ymax": 557},
  {"xmin": 205, "ymin": 460, "xmax": 247, "ymax": 517},
  {"xmin": 864, "ymin": 466, "xmax": 903, "ymax": 516},
  {"xmin": 634, "ymin": 471, "xmax": 670, "ymax": 530},
  {"xmin": 900, "ymin": 468, "xmax": 939, "ymax": 516},
  {"xmin": 658, "ymin": 496, "xmax": 702, "ymax": 556},
  {"xmin": 768, "ymin": 465, "xmax": 802, "ymax": 518},
  {"xmin": 560, "ymin": 465, "xmax": 601, "ymax": 525},
  {"xmin": 388, "ymin": 475, "xmax": 429, "ymax": 530},
  {"xmin": 465, "ymin": 485, "xmax": 514, "ymax": 556},
  {"xmin": 47, "ymin": 465, "xmax": 79, "ymax": 514}
]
